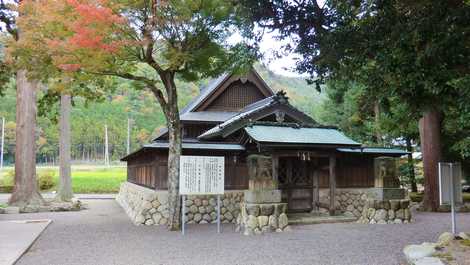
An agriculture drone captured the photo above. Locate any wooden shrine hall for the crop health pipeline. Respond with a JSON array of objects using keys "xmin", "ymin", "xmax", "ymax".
[{"xmin": 121, "ymin": 69, "xmax": 407, "ymax": 214}]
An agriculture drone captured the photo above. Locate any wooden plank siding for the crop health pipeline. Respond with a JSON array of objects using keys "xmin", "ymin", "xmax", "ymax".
[
  {"xmin": 126, "ymin": 152, "xmax": 375, "ymax": 191},
  {"xmin": 127, "ymin": 150, "xmax": 248, "ymax": 190}
]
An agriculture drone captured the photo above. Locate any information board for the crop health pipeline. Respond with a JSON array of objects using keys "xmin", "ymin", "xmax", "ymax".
[
  {"xmin": 179, "ymin": 156, "xmax": 224, "ymax": 195},
  {"xmin": 439, "ymin": 162, "xmax": 462, "ymax": 205}
]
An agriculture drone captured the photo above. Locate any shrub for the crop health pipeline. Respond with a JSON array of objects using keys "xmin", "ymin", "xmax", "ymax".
[
  {"xmin": 410, "ymin": 192, "xmax": 470, "ymax": 203},
  {"xmin": 37, "ymin": 170, "xmax": 55, "ymax": 190},
  {"xmin": 1, "ymin": 169, "xmax": 15, "ymax": 186},
  {"xmin": 409, "ymin": 192, "xmax": 424, "ymax": 202}
]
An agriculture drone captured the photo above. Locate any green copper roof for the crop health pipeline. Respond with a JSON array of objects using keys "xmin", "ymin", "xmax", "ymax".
[
  {"xmin": 244, "ymin": 125, "xmax": 361, "ymax": 146},
  {"xmin": 337, "ymin": 147, "xmax": 409, "ymax": 156}
]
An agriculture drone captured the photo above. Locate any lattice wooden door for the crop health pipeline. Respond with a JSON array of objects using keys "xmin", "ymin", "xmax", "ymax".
[{"xmin": 278, "ymin": 157, "xmax": 314, "ymax": 213}]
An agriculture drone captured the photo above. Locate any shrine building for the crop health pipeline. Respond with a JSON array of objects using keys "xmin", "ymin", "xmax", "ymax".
[{"xmin": 117, "ymin": 69, "xmax": 410, "ymax": 229}]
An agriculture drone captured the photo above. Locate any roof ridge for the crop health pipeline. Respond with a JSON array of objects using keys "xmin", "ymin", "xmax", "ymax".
[{"xmin": 249, "ymin": 121, "xmax": 337, "ymax": 129}]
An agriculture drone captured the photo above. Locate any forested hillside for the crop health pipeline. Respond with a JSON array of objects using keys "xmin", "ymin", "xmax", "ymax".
[{"xmin": 0, "ymin": 65, "xmax": 321, "ymax": 164}]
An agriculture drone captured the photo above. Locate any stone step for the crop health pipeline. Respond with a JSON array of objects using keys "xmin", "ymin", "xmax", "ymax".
[{"xmin": 288, "ymin": 213, "xmax": 357, "ymax": 225}]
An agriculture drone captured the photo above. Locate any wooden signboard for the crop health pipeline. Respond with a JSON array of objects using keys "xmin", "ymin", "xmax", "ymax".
[{"xmin": 179, "ymin": 156, "xmax": 224, "ymax": 195}]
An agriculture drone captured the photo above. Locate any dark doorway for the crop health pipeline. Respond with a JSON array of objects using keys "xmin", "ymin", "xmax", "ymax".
[{"xmin": 278, "ymin": 157, "xmax": 315, "ymax": 213}]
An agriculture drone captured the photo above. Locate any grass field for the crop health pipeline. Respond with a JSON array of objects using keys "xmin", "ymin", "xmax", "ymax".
[{"xmin": 0, "ymin": 165, "xmax": 127, "ymax": 193}]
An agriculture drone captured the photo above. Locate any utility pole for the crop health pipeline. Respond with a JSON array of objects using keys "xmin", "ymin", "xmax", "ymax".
[
  {"xmin": 104, "ymin": 124, "xmax": 109, "ymax": 167},
  {"xmin": 0, "ymin": 117, "xmax": 4, "ymax": 171},
  {"xmin": 127, "ymin": 118, "xmax": 131, "ymax": 155}
]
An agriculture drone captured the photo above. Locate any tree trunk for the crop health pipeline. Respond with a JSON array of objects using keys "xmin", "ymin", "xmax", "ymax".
[
  {"xmin": 159, "ymin": 71, "xmax": 182, "ymax": 231},
  {"xmin": 374, "ymin": 99, "xmax": 382, "ymax": 144},
  {"xmin": 167, "ymin": 115, "xmax": 182, "ymax": 230},
  {"xmin": 56, "ymin": 94, "xmax": 73, "ymax": 201},
  {"xmin": 8, "ymin": 70, "xmax": 45, "ymax": 209},
  {"xmin": 405, "ymin": 137, "xmax": 417, "ymax": 193},
  {"xmin": 419, "ymin": 108, "xmax": 442, "ymax": 211}
]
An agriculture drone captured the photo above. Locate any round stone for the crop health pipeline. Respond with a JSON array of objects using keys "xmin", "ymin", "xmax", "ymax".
[
  {"xmin": 209, "ymin": 198, "xmax": 217, "ymax": 206},
  {"xmin": 258, "ymin": 216, "xmax": 269, "ymax": 227},
  {"xmin": 261, "ymin": 226, "xmax": 271, "ymax": 233},
  {"xmin": 152, "ymin": 213, "xmax": 162, "ymax": 224},
  {"xmin": 208, "ymin": 205, "xmax": 216, "ymax": 213},
  {"xmin": 186, "ymin": 213, "xmax": 194, "ymax": 221},
  {"xmin": 194, "ymin": 213, "xmax": 202, "ymax": 222},
  {"xmin": 388, "ymin": 209, "xmax": 395, "ymax": 220},
  {"xmin": 437, "ymin": 232, "xmax": 454, "ymax": 247},
  {"xmin": 224, "ymin": 212, "xmax": 234, "ymax": 221},
  {"xmin": 135, "ymin": 215, "xmax": 145, "ymax": 224},
  {"xmin": 184, "ymin": 200, "xmax": 193, "ymax": 206},
  {"xmin": 152, "ymin": 200, "xmax": 161, "ymax": 208},
  {"xmin": 404, "ymin": 208, "xmax": 411, "ymax": 221},
  {"xmin": 202, "ymin": 199, "xmax": 209, "ymax": 206},
  {"xmin": 194, "ymin": 198, "xmax": 202, "ymax": 206},
  {"xmin": 145, "ymin": 219, "xmax": 154, "ymax": 225},
  {"xmin": 374, "ymin": 209, "xmax": 388, "ymax": 222},
  {"xmin": 210, "ymin": 212, "xmax": 217, "ymax": 220},
  {"xmin": 189, "ymin": 205, "xmax": 198, "ymax": 214},
  {"xmin": 247, "ymin": 215, "xmax": 258, "ymax": 229},
  {"xmin": 246, "ymin": 205, "xmax": 260, "ymax": 216},
  {"xmin": 394, "ymin": 219, "xmax": 403, "ymax": 224},
  {"xmin": 278, "ymin": 213, "xmax": 288, "ymax": 229},
  {"xmin": 159, "ymin": 217, "xmax": 168, "ymax": 225},
  {"xmin": 198, "ymin": 206, "xmax": 206, "ymax": 214},
  {"xmin": 203, "ymin": 214, "xmax": 212, "ymax": 222},
  {"xmin": 268, "ymin": 215, "xmax": 278, "ymax": 229},
  {"xmin": 395, "ymin": 209, "xmax": 405, "ymax": 220}
]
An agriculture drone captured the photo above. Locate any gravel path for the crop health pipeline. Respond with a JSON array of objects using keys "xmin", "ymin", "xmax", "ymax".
[{"xmin": 1, "ymin": 200, "xmax": 469, "ymax": 265}]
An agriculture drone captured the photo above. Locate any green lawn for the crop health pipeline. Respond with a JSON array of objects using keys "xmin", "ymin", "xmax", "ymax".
[{"xmin": 0, "ymin": 165, "xmax": 127, "ymax": 193}]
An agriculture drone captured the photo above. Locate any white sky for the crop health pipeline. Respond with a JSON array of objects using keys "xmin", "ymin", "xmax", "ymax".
[
  {"xmin": 258, "ymin": 32, "xmax": 303, "ymax": 77},
  {"xmin": 228, "ymin": 29, "xmax": 304, "ymax": 77}
]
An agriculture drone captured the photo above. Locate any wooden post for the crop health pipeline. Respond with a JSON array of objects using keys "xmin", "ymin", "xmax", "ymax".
[
  {"xmin": 272, "ymin": 154, "xmax": 279, "ymax": 184},
  {"xmin": 312, "ymin": 159, "xmax": 319, "ymax": 212},
  {"xmin": 329, "ymin": 155, "xmax": 336, "ymax": 216}
]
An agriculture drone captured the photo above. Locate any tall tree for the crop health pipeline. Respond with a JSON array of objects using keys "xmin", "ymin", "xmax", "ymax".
[
  {"xmin": 56, "ymin": 93, "xmax": 73, "ymax": 201},
  {"xmin": 14, "ymin": 0, "xmax": 253, "ymax": 229},
  {"xmin": 2, "ymin": 0, "xmax": 45, "ymax": 210},
  {"xmin": 243, "ymin": 0, "xmax": 470, "ymax": 211}
]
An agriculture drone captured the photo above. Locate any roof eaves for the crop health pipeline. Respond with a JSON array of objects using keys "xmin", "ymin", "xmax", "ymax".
[{"xmin": 197, "ymin": 97, "xmax": 278, "ymax": 139}]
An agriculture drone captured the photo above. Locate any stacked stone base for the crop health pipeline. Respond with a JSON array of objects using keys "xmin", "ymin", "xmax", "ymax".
[
  {"xmin": 236, "ymin": 202, "xmax": 289, "ymax": 235},
  {"xmin": 116, "ymin": 182, "xmax": 243, "ymax": 225},
  {"xmin": 357, "ymin": 199, "xmax": 412, "ymax": 224},
  {"xmin": 183, "ymin": 193, "xmax": 243, "ymax": 224}
]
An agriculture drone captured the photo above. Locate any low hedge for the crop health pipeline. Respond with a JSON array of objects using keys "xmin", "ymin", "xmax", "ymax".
[{"xmin": 409, "ymin": 192, "xmax": 470, "ymax": 203}]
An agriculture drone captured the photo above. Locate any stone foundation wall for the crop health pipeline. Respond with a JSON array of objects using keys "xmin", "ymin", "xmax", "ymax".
[
  {"xmin": 236, "ymin": 202, "xmax": 289, "ymax": 235},
  {"xmin": 116, "ymin": 182, "xmax": 170, "ymax": 225},
  {"xmin": 183, "ymin": 192, "xmax": 243, "ymax": 224},
  {"xmin": 319, "ymin": 188, "xmax": 371, "ymax": 217},
  {"xmin": 116, "ymin": 182, "xmax": 243, "ymax": 226},
  {"xmin": 357, "ymin": 199, "xmax": 412, "ymax": 224}
]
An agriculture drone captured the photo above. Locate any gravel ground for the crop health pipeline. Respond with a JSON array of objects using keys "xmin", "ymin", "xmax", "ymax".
[{"xmin": 1, "ymin": 200, "xmax": 469, "ymax": 265}]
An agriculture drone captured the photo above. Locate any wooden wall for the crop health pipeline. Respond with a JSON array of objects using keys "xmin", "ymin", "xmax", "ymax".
[
  {"xmin": 127, "ymin": 149, "xmax": 248, "ymax": 190},
  {"xmin": 317, "ymin": 155, "xmax": 375, "ymax": 188},
  {"xmin": 126, "ymin": 151, "xmax": 375, "ymax": 190}
]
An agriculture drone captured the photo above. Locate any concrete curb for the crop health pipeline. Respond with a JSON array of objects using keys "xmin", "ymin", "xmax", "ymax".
[{"xmin": 0, "ymin": 219, "xmax": 52, "ymax": 265}]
